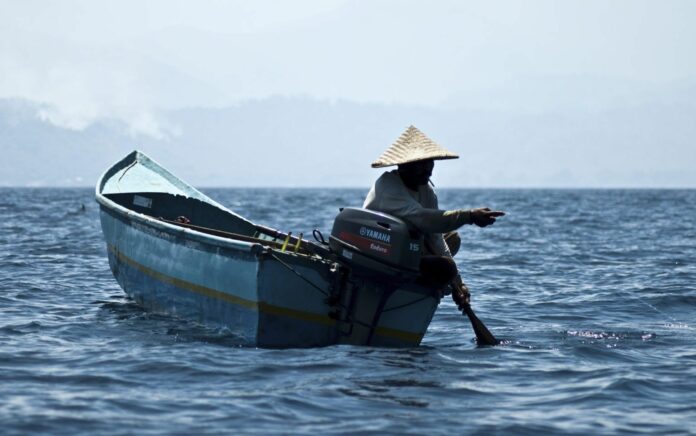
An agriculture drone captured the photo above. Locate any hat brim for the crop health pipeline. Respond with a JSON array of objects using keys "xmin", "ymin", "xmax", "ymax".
[{"xmin": 371, "ymin": 154, "xmax": 459, "ymax": 168}]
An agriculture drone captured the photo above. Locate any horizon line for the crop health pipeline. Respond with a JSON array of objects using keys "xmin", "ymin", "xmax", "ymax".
[{"xmin": 2, "ymin": 185, "xmax": 695, "ymax": 190}]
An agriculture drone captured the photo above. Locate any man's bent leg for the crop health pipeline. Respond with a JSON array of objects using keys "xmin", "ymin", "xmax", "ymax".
[
  {"xmin": 444, "ymin": 231, "xmax": 461, "ymax": 256},
  {"xmin": 417, "ymin": 255, "xmax": 458, "ymax": 289}
]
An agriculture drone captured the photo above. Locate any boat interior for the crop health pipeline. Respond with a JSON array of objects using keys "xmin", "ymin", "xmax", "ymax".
[
  {"xmin": 106, "ymin": 192, "xmax": 256, "ymax": 235},
  {"xmin": 104, "ymin": 191, "xmax": 325, "ymax": 256}
]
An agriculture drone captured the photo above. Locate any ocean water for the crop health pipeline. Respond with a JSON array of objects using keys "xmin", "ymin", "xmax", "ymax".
[{"xmin": 1, "ymin": 187, "xmax": 695, "ymax": 434}]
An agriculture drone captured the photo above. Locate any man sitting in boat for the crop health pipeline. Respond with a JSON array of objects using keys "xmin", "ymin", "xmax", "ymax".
[{"xmin": 363, "ymin": 125, "xmax": 504, "ymax": 306}]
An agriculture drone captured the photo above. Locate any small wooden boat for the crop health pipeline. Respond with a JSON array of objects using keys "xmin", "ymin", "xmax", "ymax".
[{"xmin": 96, "ymin": 151, "xmax": 440, "ymax": 347}]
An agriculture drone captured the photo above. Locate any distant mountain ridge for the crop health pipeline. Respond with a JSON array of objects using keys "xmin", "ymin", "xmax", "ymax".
[{"xmin": 1, "ymin": 94, "xmax": 695, "ymax": 188}]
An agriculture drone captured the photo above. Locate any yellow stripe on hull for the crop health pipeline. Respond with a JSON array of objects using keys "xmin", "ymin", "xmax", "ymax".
[{"xmin": 108, "ymin": 244, "xmax": 422, "ymax": 344}]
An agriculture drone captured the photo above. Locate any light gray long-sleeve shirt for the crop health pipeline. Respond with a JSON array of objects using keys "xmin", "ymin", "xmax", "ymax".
[{"xmin": 363, "ymin": 170, "xmax": 473, "ymax": 257}]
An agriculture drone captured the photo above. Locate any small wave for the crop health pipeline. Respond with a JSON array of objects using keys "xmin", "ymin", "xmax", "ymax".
[
  {"xmin": 565, "ymin": 330, "xmax": 657, "ymax": 340},
  {"xmin": 96, "ymin": 300, "xmax": 148, "ymax": 320},
  {"xmin": 7, "ymin": 372, "xmax": 137, "ymax": 388},
  {"xmin": 565, "ymin": 330, "xmax": 656, "ymax": 341},
  {"xmin": 378, "ymin": 378, "xmax": 442, "ymax": 388},
  {"xmin": 664, "ymin": 322, "xmax": 692, "ymax": 330},
  {"xmin": 337, "ymin": 386, "xmax": 429, "ymax": 408},
  {"xmin": 165, "ymin": 326, "xmax": 249, "ymax": 347},
  {"xmin": 648, "ymin": 294, "xmax": 696, "ymax": 308},
  {"xmin": 0, "ymin": 321, "xmax": 42, "ymax": 334}
]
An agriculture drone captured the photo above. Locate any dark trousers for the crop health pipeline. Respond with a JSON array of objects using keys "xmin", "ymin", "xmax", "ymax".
[
  {"xmin": 417, "ymin": 255, "xmax": 458, "ymax": 288},
  {"xmin": 416, "ymin": 231, "xmax": 461, "ymax": 289}
]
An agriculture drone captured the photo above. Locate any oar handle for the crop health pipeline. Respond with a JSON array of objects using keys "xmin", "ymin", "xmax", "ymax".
[{"xmin": 450, "ymin": 281, "xmax": 499, "ymax": 346}]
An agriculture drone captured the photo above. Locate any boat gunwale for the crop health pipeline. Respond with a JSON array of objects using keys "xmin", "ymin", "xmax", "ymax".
[
  {"xmin": 95, "ymin": 150, "xmax": 262, "ymax": 255},
  {"xmin": 95, "ymin": 151, "xmax": 334, "ymax": 262}
]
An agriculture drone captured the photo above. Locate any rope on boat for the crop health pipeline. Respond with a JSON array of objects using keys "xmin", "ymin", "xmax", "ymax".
[
  {"xmin": 268, "ymin": 252, "xmax": 330, "ymax": 298},
  {"xmin": 116, "ymin": 160, "xmax": 138, "ymax": 191},
  {"xmin": 268, "ymin": 252, "xmax": 432, "ymax": 316},
  {"xmin": 312, "ymin": 229, "xmax": 326, "ymax": 245}
]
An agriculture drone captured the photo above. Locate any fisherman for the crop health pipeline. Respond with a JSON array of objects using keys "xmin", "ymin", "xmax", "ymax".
[{"xmin": 363, "ymin": 125, "xmax": 504, "ymax": 307}]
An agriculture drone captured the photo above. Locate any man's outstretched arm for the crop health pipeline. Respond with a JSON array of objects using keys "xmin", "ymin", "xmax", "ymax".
[{"xmin": 405, "ymin": 207, "xmax": 505, "ymax": 234}]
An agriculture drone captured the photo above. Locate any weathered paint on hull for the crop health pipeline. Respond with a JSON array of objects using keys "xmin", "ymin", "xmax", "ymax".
[
  {"xmin": 107, "ymin": 246, "xmax": 258, "ymax": 341},
  {"xmin": 101, "ymin": 206, "xmax": 437, "ymax": 348},
  {"xmin": 101, "ymin": 207, "xmax": 337, "ymax": 347}
]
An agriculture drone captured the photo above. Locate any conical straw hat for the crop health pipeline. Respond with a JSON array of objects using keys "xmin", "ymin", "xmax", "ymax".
[{"xmin": 371, "ymin": 125, "xmax": 459, "ymax": 168}]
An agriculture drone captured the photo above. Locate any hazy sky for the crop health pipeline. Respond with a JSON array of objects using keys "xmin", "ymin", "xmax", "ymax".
[{"xmin": 1, "ymin": 0, "xmax": 695, "ymax": 186}]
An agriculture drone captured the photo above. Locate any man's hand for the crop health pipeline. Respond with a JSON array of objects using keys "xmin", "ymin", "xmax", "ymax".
[
  {"xmin": 451, "ymin": 276, "xmax": 470, "ymax": 308},
  {"xmin": 471, "ymin": 207, "xmax": 505, "ymax": 227}
]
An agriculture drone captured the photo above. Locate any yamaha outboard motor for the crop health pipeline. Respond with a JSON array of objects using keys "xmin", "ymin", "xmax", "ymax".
[{"xmin": 329, "ymin": 207, "xmax": 423, "ymax": 283}]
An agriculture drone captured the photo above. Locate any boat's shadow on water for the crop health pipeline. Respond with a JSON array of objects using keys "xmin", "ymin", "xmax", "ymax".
[
  {"xmin": 93, "ymin": 296, "xmax": 251, "ymax": 347},
  {"xmin": 94, "ymin": 298, "xmax": 520, "ymax": 353},
  {"xmin": 92, "ymin": 297, "xmax": 539, "ymax": 352}
]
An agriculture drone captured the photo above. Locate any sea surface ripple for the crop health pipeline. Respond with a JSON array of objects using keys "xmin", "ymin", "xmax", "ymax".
[{"xmin": 1, "ymin": 188, "xmax": 695, "ymax": 434}]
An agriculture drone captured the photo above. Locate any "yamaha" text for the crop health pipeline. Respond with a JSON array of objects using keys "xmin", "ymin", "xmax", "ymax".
[{"xmin": 359, "ymin": 226, "xmax": 391, "ymax": 244}]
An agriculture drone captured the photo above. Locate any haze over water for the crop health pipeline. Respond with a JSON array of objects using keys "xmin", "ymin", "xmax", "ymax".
[
  {"xmin": 2, "ymin": 2, "xmax": 696, "ymax": 189},
  {"xmin": 1, "ymin": 187, "xmax": 694, "ymax": 434}
]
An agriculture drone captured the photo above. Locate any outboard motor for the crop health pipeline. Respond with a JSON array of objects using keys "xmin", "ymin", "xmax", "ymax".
[{"xmin": 329, "ymin": 207, "xmax": 423, "ymax": 282}]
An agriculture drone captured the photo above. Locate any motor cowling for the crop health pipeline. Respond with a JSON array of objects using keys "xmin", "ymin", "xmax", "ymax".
[{"xmin": 329, "ymin": 207, "xmax": 423, "ymax": 280}]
